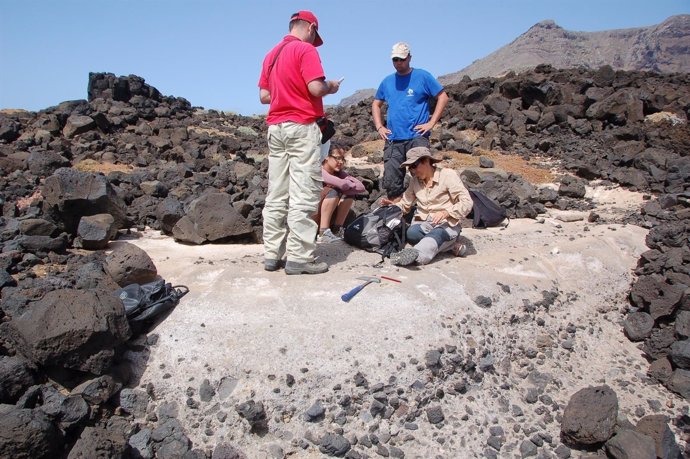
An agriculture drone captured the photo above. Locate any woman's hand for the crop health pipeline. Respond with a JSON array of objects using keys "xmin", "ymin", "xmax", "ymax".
[
  {"xmin": 381, "ymin": 198, "xmax": 394, "ymax": 206},
  {"xmin": 430, "ymin": 210, "xmax": 449, "ymax": 225}
]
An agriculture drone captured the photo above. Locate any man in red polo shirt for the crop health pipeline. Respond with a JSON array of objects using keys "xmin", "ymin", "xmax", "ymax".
[{"xmin": 258, "ymin": 10, "xmax": 341, "ymax": 275}]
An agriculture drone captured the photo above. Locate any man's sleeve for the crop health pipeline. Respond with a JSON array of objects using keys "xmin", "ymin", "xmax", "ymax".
[
  {"xmin": 374, "ymin": 79, "xmax": 386, "ymax": 101},
  {"xmin": 300, "ymin": 46, "xmax": 325, "ymax": 83},
  {"xmin": 258, "ymin": 53, "xmax": 271, "ymax": 89},
  {"xmin": 424, "ymin": 70, "xmax": 444, "ymax": 97}
]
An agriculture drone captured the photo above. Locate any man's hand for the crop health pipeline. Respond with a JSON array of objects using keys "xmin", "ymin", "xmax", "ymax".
[
  {"xmin": 327, "ymin": 79, "xmax": 342, "ymax": 94},
  {"xmin": 430, "ymin": 210, "xmax": 449, "ymax": 225},
  {"xmin": 414, "ymin": 121, "xmax": 435, "ymax": 136},
  {"xmin": 376, "ymin": 126, "xmax": 390, "ymax": 140}
]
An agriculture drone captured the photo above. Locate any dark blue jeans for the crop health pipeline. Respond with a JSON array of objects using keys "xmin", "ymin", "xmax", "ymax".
[{"xmin": 407, "ymin": 223, "xmax": 453, "ymax": 248}]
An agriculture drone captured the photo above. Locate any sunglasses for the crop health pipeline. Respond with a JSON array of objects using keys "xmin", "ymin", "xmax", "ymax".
[
  {"xmin": 330, "ymin": 155, "xmax": 345, "ymax": 162},
  {"xmin": 392, "ymin": 57, "xmax": 407, "ymax": 62},
  {"xmin": 408, "ymin": 159, "xmax": 422, "ymax": 169}
]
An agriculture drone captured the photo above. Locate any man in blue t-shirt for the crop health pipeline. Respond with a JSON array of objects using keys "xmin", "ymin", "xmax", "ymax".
[{"xmin": 372, "ymin": 42, "xmax": 449, "ymax": 201}]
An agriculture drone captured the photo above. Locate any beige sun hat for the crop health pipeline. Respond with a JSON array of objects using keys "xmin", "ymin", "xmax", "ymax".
[{"xmin": 400, "ymin": 147, "xmax": 441, "ymax": 168}]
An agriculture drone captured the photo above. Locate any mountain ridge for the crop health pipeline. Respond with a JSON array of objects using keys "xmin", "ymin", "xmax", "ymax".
[{"xmin": 440, "ymin": 14, "xmax": 690, "ymax": 85}]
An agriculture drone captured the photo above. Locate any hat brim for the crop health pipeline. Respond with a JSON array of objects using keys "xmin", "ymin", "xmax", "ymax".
[
  {"xmin": 400, "ymin": 155, "xmax": 441, "ymax": 168},
  {"xmin": 313, "ymin": 31, "xmax": 323, "ymax": 47},
  {"xmin": 391, "ymin": 53, "xmax": 409, "ymax": 59}
]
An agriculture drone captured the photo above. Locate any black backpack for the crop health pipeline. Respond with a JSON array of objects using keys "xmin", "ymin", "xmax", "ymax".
[
  {"xmin": 115, "ymin": 279, "xmax": 189, "ymax": 334},
  {"xmin": 344, "ymin": 205, "xmax": 406, "ymax": 259},
  {"xmin": 468, "ymin": 190, "xmax": 509, "ymax": 228}
]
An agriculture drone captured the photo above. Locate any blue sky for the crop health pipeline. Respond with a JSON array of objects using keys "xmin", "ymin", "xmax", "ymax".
[{"xmin": 1, "ymin": 0, "xmax": 687, "ymax": 116}]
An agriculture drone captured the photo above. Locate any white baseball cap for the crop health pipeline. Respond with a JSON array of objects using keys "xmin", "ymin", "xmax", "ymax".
[{"xmin": 391, "ymin": 42, "xmax": 410, "ymax": 59}]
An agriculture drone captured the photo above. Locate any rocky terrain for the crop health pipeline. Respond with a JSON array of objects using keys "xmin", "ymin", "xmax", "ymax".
[{"xmin": 0, "ymin": 64, "xmax": 688, "ymax": 458}]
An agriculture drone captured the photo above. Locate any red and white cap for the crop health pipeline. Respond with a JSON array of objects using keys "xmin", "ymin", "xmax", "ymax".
[{"xmin": 291, "ymin": 10, "xmax": 323, "ymax": 47}]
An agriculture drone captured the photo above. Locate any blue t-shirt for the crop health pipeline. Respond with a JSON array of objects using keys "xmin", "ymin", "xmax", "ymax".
[{"xmin": 374, "ymin": 68, "xmax": 444, "ymax": 141}]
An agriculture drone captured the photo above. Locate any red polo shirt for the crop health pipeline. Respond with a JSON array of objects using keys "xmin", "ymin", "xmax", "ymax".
[{"xmin": 258, "ymin": 36, "xmax": 326, "ymax": 125}]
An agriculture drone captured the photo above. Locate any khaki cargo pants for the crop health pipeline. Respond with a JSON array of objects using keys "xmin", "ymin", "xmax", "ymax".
[{"xmin": 262, "ymin": 121, "xmax": 323, "ymax": 263}]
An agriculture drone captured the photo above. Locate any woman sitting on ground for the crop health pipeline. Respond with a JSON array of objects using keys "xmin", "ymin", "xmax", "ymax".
[
  {"xmin": 314, "ymin": 144, "xmax": 367, "ymax": 243},
  {"xmin": 381, "ymin": 146, "xmax": 473, "ymax": 265}
]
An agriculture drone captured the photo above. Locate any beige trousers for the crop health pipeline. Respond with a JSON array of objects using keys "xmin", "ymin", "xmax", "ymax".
[{"xmin": 262, "ymin": 121, "xmax": 323, "ymax": 263}]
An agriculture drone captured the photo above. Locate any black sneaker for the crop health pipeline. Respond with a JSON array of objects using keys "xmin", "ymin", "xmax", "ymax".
[
  {"xmin": 285, "ymin": 260, "xmax": 329, "ymax": 275},
  {"xmin": 390, "ymin": 248, "xmax": 419, "ymax": 266}
]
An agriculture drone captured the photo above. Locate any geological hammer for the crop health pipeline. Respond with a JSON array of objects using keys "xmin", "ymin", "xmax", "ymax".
[{"xmin": 341, "ymin": 276, "xmax": 381, "ymax": 302}]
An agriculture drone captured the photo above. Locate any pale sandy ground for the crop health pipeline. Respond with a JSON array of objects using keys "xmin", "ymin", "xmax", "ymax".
[{"xmin": 117, "ymin": 184, "xmax": 688, "ymax": 458}]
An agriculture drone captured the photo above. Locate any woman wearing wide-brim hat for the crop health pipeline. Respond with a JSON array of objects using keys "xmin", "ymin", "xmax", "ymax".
[{"xmin": 381, "ymin": 146, "xmax": 473, "ymax": 266}]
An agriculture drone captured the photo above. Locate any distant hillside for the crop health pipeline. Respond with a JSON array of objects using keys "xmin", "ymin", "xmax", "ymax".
[
  {"xmin": 336, "ymin": 88, "xmax": 376, "ymax": 108},
  {"xmin": 439, "ymin": 15, "xmax": 690, "ymax": 85}
]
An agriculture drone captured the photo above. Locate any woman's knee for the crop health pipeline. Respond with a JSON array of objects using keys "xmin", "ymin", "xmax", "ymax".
[{"xmin": 406, "ymin": 224, "xmax": 425, "ymax": 244}]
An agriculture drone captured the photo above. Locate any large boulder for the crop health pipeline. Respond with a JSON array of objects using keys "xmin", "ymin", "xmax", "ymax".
[
  {"xmin": 561, "ymin": 385, "xmax": 619, "ymax": 447},
  {"xmin": 67, "ymin": 415, "xmax": 132, "ymax": 459},
  {"xmin": 8, "ymin": 288, "xmax": 131, "ymax": 374},
  {"xmin": 669, "ymin": 340, "xmax": 690, "ymax": 370},
  {"xmin": 623, "ymin": 312, "xmax": 654, "ymax": 341},
  {"xmin": 74, "ymin": 214, "xmax": 118, "ymax": 250},
  {"xmin": 172, "ymin": 192, "xmax": 253, "ymax": 244},
  {"xmin": 105, "ymin": 242, "xmax": 157, "ymax": 287},
  {"xmin": 635, "ymin": 415, "xmax": 682, "ymax": 459},
  {"xmin": 27, "ymin": 150, "xmax": 70, "ymax": 177},
  {"xmin": 630, "ymin": 274, "xmax": 684, "ymax": 320},
  {"xmin": 0, "ymin": 355, "xmax": 38, "ymax": 404},
  {"xmin": 18, "ymin": 218, "xmax": 57, "ymax": 237},
  {"xmin": 605, "ymin": 429, "xmax": 656, "ymax": 459},
  {"xmin": 37, "ymin": 384, "xmax": 90, "ymax": 431},
  {"xmin": 558, "ymin": 175, "xmax": 587, "ymax": 198},
  {"xmin": 0, "ymin": 117, "xmax": 21, "ymax": 142},
  {"xmin": 15, "ymin": 234, "xmax": 68, "ymax": 254},
  {"xmin": 62, "ymin": 115, "xmax": 96, "ymax": 138},
  {"xmin": 0, "ymin": 405, "xmax": 63, "ymax": 459},
  {"xmin": 667, "ymin": 369, "xmax": 690, "ymax": 399},
  {"xmin": 156, "ymin": 197, "xmax": 184, "ymax": 234},
  {"xmin": 585, "ymin": 88, "xmax": 644, "ymax": 125},
  {"xmin": 42, "ymin": 168, "xmax": 128, "ymax": 236}
]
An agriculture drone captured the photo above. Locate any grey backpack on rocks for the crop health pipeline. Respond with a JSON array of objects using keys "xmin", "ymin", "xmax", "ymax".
[
  {"xmin": 344, "ymin": 205, "xmax": 406, "ymax": 259},
  {"xmin": 115, "ymin": 279, "xmax": 189, "ymax": 333}
]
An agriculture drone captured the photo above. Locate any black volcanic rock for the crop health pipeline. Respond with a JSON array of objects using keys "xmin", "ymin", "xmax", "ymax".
[
  {"xmin": 0, "ymin": 406, "xmax": 63, "ymax": 459},
  {"xmin": 42, "ymin": 167, "xmax": 128, "ymax": 236},
  {"xmin": 0, "ymin": 355, "xmax": 38, "ymax": 404},
  {"xmin": 561, "ymin": 385, "xmax": 618, "ymax": 447},
  {"xmin": 7, "ymin": 288, "xmax": 131, "ymax": 374}
]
